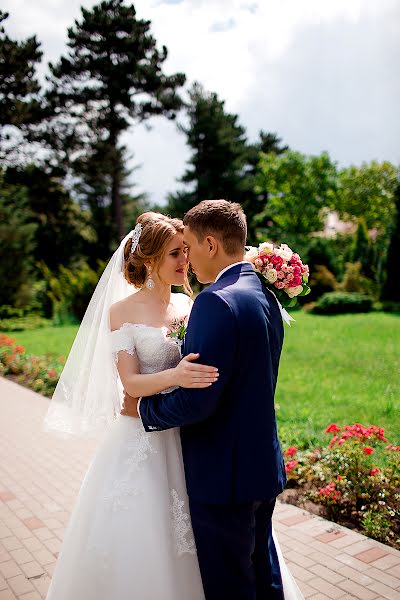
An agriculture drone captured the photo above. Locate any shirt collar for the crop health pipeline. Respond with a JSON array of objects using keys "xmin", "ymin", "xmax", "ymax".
[{"xmin": 215, "ymin": 261, "xmax": 250, "ymax": 283}]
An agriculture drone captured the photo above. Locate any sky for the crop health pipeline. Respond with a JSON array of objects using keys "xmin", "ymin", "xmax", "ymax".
[{"xmin": 3, "ymin": 0, "xmax": 400, "ymax": 205}]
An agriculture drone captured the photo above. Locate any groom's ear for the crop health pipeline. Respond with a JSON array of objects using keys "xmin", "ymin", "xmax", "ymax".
[{"xmin": 205, "ymin": 235, "xmax": 218, "ymax": 258}]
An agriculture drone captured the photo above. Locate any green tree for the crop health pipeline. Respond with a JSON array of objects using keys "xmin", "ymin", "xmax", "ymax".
[
  {"xmin": 4, "ymin": 165, "xmax": 92, "ymax": 271},
  {"xmin": 0, "ymin": 170, "xmax": 37, "ymax": 306},
  {"xmin": 242, "ymin": 131, "xmax": 288, "ymax": 241},
  {"xmin": 41, "ymin": 0, "xmax": 185, "ymax": 240},
  {"xmin": 337, "ymin": 162, "xmax": 398, "ymax": 231},
  {"xmin": 0, "ymin": 11, "xmax": 43, "ymax": 156},
  {"xmin": 166, "ymin": 83, "xmax": 249, "ymax": 215},
  {"xmin": 255, "ymin": 150, "xmax": 338, "ymax": 237},
  {"xmin": 381, "ymin": 182, "xmax": 400, "ymax": 301},
  {"xmin": 350, "ymin": 217, "xmax": 374, "ymax": 279}
]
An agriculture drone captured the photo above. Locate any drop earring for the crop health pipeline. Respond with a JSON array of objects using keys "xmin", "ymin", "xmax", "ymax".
[{"xmin": 146, "ymin": 266, "xmax": 155, "ymax": 290}]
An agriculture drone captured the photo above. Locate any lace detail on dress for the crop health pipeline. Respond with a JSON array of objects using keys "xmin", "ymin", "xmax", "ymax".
[
  {"xmin": 170, "ymin": 489, "xmax": 196, "ymax": 556},
  {"xmin": 110, "ymin": 323, "xmax": 137, "ymax": 363},
  {"xmin": 104, "ymin": 428, "xmax": 157, "ymax": 511}
]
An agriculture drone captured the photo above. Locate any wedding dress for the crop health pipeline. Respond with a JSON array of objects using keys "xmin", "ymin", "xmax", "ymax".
[{"xmin": 45, "ymin": 322, "xmax": 303, "ymax": 600}]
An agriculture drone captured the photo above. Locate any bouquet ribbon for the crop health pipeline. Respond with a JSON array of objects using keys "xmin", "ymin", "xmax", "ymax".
[{"xmin": 268, "ymin": 289, "xmax": 296, "ymax": 326}]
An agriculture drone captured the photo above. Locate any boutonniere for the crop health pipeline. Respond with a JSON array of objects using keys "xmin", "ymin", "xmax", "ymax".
[{"xmin": 166, "ymin": 315, "xmax": 189, "ymax": 348}]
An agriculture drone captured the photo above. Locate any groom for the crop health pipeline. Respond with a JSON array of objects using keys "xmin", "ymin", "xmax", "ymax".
[{"xmin": 133, "ymin": 200, "xmax": 286, "ymax": 599}]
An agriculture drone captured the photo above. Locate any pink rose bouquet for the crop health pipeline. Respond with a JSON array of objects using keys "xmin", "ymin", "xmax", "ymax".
[{"xmin": 245, "ymin": 242, "xmax": 310, "ymax": 308}]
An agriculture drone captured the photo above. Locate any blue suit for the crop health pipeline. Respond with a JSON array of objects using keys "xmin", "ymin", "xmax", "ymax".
[{"xmin": 140, "ymin": 263, "xmax": 286, "ymax": 599}]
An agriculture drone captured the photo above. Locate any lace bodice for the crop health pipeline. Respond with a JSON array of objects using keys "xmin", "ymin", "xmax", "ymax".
[{"xmin": 110, "ymin": 322, "xmax": 183, "ymax": 375}]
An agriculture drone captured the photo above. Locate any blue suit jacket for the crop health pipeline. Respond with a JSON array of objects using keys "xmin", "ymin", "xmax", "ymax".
[{"xmin": 139, "ymin": 263, "xmax": 287, "ymax": 504}]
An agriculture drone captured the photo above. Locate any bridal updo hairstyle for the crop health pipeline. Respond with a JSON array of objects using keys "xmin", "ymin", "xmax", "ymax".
[
  {"xmin": 183, "ymin": 199, "xmax": 247, "ymax": 256},
  {"xmin": 123, "ymin": 212, "xmax": 192, "ymax": 295}
]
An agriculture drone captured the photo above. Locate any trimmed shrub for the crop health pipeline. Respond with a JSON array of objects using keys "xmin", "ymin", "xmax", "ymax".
[
  {"xmin": 312, "ymin": 292, "xmax": 374, "ymax": 314},
  {"xmin": 307, "ymin": 265, "xmax": 337, "ymax": 301}
]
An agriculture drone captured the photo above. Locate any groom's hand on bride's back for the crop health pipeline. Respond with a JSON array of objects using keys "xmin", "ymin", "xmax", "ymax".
[{"xmin": 121, "ymin": 393, "xmax": 140, "ymax": 417}]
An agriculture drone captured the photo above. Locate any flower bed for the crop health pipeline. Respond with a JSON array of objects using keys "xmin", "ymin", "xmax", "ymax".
[
  {"xmin": 283, "ymin": 423, "xmax": 400, "ymax": 549},
  {"xmin": 0, "ymin": 333, "xmax": 64, "ymax": 397}
]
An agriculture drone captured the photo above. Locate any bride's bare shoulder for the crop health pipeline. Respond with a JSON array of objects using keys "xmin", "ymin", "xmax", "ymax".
[{"xmin": 109, "ymin": 292, "xmax": 145, "ymax": 331}]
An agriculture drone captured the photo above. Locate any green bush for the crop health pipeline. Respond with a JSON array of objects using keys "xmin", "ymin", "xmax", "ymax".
[
  {"xmin": 337, "ymin": 261, "xmax": 378, "ymax": 297},
  {"xmin": 0, "ymin": 306, "xmax": 24, "ymax": 319},
  {"xmin": 0, "ymin": 315, "xmax": 52, "ymax": 331},
  {"xmin": 306, "ymin": 265, "xmax": 337, "ymax": 301},
  {"xmin": 312, "ymin": 292, "xmax": 374, "ymax": 314},
  {"xmin": 39, "ymin": 260, "xmax": 105, "ymax": 323}
]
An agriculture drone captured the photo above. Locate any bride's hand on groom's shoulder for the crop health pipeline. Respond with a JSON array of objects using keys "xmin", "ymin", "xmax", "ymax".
[{"xmin": 173, "ymin": 354, "xmax": 219, "ymax": 389}]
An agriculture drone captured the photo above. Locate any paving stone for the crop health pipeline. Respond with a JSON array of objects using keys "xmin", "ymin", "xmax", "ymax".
[
  {"xmin": 6, "ymin": 576, "xmax": 34, "ymax": 597},
  {"xmin": 387, "ymin": 563, "xmax": 400, "ymax": 579},
  {"xmin": 337, "ymin": 578, "xmax": 378, "ymax": 599},
  {"xmin": 0, "ymin": 561, "xmax": 22, "ymax": 580},
  {"xmin": 307, "ymin": 576, "xmax": 347, "ymax": 599},
  {"xmin": 365, "ymin": 566, "xmax": 400, "ymax": 589},
  {"xmin": 0, "ymin": 542, "xmax": 21, "ymax": 554},
  {"xmin": 20, "ymin": 522, "xmax": 43, "ymax": 534},
  {"xmin": 354, "ymin": 546, "xmax": 389, "ymax": 563},
  {"xmin": 367, "ymin": 581, "xmax": 400, "ymax": 599},
  {"xmin": 315, "ymin": 530, "xmax": 347, "ymax": 544},
  {"xmin": 0, "ymin": 590, "xmax": 17, "ymax": 600},
  {"xmin": 279, "ymin": 513, "xmax": 313, "ymax": 527},
  {"xmin": 309, "ymin": 563, "xmax": 344, "ymax": 585},
  {"xmin": 0, "ymin": 494, "xmax": 16, "ymax": 503},
  {"xmin": 336, "ymin": 564, "xmax": 375, "ymax": 587},
  {"xmin": 19, "ymin": 562, "xmax": 45, "ymax": 580},
  {"xmin": 8, "ymin": 551, "xmax": 32, "ymax": 568},
  {"xmin": 19, "ymin": 592, "xmax": 42, "ymax": 600}
]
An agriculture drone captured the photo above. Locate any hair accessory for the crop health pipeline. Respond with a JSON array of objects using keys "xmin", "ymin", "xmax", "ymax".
[{"xmin": 130, "ymin": 223, "xmax": 143, "ymax": 254}]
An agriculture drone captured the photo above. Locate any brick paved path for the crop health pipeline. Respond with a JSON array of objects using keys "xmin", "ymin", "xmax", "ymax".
[{"xmin": 1, "ymin": 377, "xmax": 400, "ymax": 599}]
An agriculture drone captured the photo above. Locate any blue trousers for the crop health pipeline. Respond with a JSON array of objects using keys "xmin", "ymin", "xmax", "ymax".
[{"xmin": 189, "ymin": 498, "xmax": 284, "ymax": 600}]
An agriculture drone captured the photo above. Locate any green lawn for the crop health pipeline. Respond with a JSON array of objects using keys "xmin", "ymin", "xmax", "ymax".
[
  {"xmin": 275, "ymin": 312, "xmax": 400, "ymax": 448},
  {"xmin": 7, "ymin": 325, "xmax": 78, "ymax": 359},
  {"xmin": 4, "ymin": 312, "xmax": 400, "ymax": 448}
]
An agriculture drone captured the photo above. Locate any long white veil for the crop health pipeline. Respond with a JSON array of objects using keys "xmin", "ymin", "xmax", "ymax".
[{"xmin": 44, "ymin": 231, "xmax": 139, "ymax": 437}]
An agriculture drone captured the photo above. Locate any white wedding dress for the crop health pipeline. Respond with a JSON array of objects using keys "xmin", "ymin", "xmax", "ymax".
[{"xmin": 46, "ymin": 323, "xmax": 303, "ymax": 600}]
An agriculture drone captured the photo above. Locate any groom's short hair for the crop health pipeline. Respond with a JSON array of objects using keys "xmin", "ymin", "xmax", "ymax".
[{"xmin": 183, "ymin": 200, "xmax": 247, "ymax": 256}]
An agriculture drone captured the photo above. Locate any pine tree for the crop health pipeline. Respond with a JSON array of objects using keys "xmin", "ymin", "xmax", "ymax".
[
  {"xmin": 381, "ymin": 182, "xmax": 400, "ymax": 301},
  {"xmin": 166, "ymin": 83, "xmax": 249, "ymax": 215},
  {"xmin": 0, "ymin": 11, "xmax": 43, "ymax": 156},
  {"xmin": 350, "ymin": 217, "xmax": 373, "ymax": 279},
  {"xmin": 43, "ymin": 0, "xmax": 185, "ymax": 239},
  {"xmin": 167, "ymin": 84, "xmax": 288, "ymax": 243}
]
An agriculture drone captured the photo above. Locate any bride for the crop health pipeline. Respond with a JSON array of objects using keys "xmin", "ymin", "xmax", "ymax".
[{"xmin": 44, "ymin": 211, "xmax": 303, "ymax": 600}]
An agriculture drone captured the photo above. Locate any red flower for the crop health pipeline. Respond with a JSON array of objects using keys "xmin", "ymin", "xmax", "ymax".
[
  {"xmin": 325, "ymin": 423, "xmax": 341, "ymax": 434},
  {"xmin": 370, "ymin": 468, "xmax": 380, "ymax": 476},
  {"xmin": 363, "ymin": 446, "xmax": 374, "ymax": 455},
  {"xmin": 285, "ymin": 460, "xmax": 298, "ymax": 473},
  {"xmin": 13, "ymin": 345, "xmax": 25, "ymax": 354},
  {"xmin": 284, "ymin": 446, "xmax": 297, "ymax": 457}
]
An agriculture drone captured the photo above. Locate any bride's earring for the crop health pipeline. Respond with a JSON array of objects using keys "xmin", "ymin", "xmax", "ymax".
[{"xmin": 146, "ymin": 266, "xmax": 155, "ymax": 290}]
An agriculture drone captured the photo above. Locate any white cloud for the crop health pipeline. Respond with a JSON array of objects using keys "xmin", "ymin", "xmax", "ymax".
[{"xmin": 2, "ymin": 0, "xmax": 399, "ymax": 204}]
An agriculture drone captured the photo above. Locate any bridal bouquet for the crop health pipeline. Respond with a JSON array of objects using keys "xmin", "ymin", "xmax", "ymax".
[{"xmin": 245, "ymin": 242, "xmax": 310, "ymax": 308}]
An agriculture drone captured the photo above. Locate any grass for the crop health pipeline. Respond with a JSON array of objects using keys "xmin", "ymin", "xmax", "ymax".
[
  {"xmin": 4, "ymin": 312, "xmax": 400, "ymax": 449},
  {"xmin": 275, "ymin": 311, "xmax": 400, "ymax": 448},
  {"xmin": 6, "ymin": 325, "xmax": 78, "ymax": 359}
]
